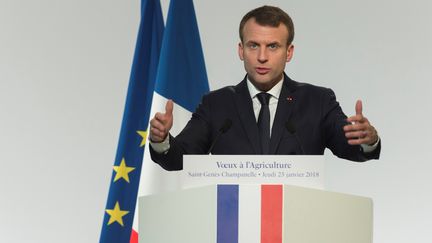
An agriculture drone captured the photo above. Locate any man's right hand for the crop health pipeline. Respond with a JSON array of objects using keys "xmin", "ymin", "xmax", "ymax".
[{"xmin": 149, "ymin": 100, "xmax": 174, "ymax": 142}]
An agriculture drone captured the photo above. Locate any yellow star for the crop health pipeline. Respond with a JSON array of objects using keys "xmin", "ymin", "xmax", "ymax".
[
  {"xmin": 137, "ymin": 130, "xmax": 147, "ymax": 147},
  {"xmin": 113, "ymin": 158, "xmax": 135, "ymax": 183},
  {"xmin": 105, "ymin": 201, "xmax": 129, "ymax": 226}
]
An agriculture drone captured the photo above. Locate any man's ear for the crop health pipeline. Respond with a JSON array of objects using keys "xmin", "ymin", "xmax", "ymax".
[
  {"xmin": 286, "ymin": 44, "xmax": 294, "ymax": 62},
  {"xmin": 238, "ymin": 42, "xmax": 244, "ymax": 60}
]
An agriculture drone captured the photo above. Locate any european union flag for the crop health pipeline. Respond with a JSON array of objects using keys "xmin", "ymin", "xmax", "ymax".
[{"xmin": 99, "ymin": 0, "xmax": 164, "ymax": 242}]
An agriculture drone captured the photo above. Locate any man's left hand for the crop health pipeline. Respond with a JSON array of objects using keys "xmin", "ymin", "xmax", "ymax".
[{"xmin": 344, "ymin": 100, "xmax": 379, "ymax": 146}]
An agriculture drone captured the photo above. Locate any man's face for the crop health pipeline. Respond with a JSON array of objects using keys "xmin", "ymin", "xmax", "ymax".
[{"xmin": 238, "ymin": 19, "xmax": 294, "ymax": 91}]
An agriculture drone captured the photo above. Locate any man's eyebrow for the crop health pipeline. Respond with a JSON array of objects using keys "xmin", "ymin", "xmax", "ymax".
[
  {"xmin": 267, "ymin": 41, "xmax": 281, "ymax": 46},
  {"xmin": 245, "ymin": 40, "xmax": 259, "ymax": 45}
]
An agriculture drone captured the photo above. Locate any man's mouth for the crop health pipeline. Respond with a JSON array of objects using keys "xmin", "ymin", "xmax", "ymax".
[{"xmin": 256, "ymin": 67, "xmax": 270, "ymax": 75}]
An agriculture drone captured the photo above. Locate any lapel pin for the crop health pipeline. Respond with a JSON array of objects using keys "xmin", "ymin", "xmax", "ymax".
[{"xmin": 287, "ymin": 96, "xmax": 293, "ymax": 101}]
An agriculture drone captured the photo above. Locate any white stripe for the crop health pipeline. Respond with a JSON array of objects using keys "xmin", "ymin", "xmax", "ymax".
[
  {"xmin": 238, "ymin": 185, "xmax": 261, "ymax": 243},
  {"xmin": 133, "ymin": 92, "xmax": 193, "ymax": 231}
]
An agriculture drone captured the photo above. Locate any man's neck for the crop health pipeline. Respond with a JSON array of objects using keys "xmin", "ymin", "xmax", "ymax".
[
  {"xmin": 248, "ymin": 75, "xmax": 284, "ymax": 92},
  {"xmin": 246, "ymin": 76, "xmax": 284, "ymax": 99}
]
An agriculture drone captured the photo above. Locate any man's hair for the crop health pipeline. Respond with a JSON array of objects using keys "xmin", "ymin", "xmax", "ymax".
[{"xmin": 239, "ymin": 5, "xmax": 295, "ymax": 45}]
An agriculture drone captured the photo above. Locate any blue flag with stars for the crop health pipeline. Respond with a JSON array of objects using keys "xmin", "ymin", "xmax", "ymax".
[{"xmin": 99, "ymin": 0, "xmax": 164, "ymax": 242}]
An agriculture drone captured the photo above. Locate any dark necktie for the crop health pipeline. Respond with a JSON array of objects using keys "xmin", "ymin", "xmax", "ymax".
[{"xmin": 257, "ymin": 92, "xmax": 271, "ymax": 154}]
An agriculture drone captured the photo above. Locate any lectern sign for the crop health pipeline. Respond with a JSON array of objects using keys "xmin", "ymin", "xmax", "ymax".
[{"xmin": 182, "ymin": 155, "xmax": 324, "ymax": 189}]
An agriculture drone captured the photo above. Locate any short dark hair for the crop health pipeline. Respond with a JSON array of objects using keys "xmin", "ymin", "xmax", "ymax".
[{"xmin": 239, "ymin": 5, "xmax": 295, "ymax": 45}]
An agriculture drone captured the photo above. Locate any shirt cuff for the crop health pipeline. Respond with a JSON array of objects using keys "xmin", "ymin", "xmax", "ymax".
[
  {"xmin": 149, "ymin": 135, "xmax": 170, "ymax": 154},
  {"xmin": 360, "ymin": 136, "xmax": 380, "ymax": 153}
]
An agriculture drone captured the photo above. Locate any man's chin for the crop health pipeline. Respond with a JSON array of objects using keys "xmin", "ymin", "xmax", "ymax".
[
  {"xmin": 250, "ymin": 80, "xmax": 272, "ymax": 91},
  {"xmin": 250, "ymin": 75, "xmax": 269, "ymax": 84}
]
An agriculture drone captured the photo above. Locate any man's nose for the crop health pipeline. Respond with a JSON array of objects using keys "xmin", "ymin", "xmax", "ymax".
[{"xmin": 258, "ymin": 48, "xmax": 268, "ymax": 63}]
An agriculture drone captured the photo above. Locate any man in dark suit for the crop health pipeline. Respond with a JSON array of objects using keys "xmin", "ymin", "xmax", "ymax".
[{"xmin": 149, "ymin": 5, "xmax": 380, "ymax": 171}]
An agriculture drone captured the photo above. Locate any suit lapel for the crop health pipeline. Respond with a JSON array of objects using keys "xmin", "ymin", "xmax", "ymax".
[
  {"xmin": 269, "ymin": 75, "xmax": 296, "ymax": 154},
  {"xmin": 234, "ymin": 79, "xmax": 261, "ymax": 154}
]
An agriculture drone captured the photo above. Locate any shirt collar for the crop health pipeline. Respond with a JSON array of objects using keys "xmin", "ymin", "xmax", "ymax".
[{"xmin": 246, "ymin": 76, "xmax": 284, "ymax": 100}]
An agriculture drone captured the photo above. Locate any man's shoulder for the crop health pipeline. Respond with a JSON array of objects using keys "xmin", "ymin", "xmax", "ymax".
[
  {"xmin": 286, "ymin": 79, "xmax": 340, "ymax": 109},
  {"xmin": 286, "ymin": 78, "xmax": 333, "ymax": 96},
  {"xmin": 206, "ymin": 85, "xmax": 237, "ymax": 96},
  {"xmin": 197, "ymin": 85, "xmax": 237, "ymax": 107},
  {"xmin": 203, "ymin": 79, "xmax": 246, "ymax": 99}
]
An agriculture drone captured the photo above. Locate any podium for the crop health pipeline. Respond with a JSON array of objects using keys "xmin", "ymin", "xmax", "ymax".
[{"xmin": 138, "ymin": 184, "xmax": 373, "ymax": 243}]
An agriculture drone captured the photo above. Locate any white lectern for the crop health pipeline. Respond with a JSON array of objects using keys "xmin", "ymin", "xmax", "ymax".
[{"xmin": 138, "ymin": 184, "xmax": 372, "ymax": 243}]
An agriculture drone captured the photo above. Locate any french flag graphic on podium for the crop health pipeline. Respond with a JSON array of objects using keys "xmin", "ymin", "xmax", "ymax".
[
  {"xmin": 139, "ymin": 184, "xmax": 285, "ymax": 243},
  {"xmin": 217, "ymin": 185, "xmax": 283, "ymax": 243}
]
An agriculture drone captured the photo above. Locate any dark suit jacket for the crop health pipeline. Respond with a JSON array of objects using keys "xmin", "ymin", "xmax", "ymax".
[{"xmin": 151, "ymin": 74, "xmax": 380, "ymax": 171}]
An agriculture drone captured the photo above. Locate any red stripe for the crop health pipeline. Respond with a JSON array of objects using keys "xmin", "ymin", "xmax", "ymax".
[
  {"xmin": 261, "ymin": 185, "xmax": 283, "ymax": 243},
  {"xmin": 130, "ymin": 229, "xmax": 138, "ymax": 243}
]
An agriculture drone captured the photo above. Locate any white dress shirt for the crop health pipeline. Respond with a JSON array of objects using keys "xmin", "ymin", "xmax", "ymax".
[{"xmin": 246, "ymin": 76, "xmax": 284, "ymax": 136}]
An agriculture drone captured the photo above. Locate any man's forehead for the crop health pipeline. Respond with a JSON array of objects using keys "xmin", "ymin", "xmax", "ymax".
[
  {"xmin": 244, "ymin": 19, "xmax": 289, "ymax": 33},
  {"xmin": 242, "ymin": 19, "xmax": 289, "ymax": 43},
  {"xmin": 246, "ymin": 18, "xmax": 288, "ymax": 30}
]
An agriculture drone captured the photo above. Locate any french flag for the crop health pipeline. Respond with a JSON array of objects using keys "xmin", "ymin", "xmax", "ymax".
[
  {"xmin": 134, "ymin": 0, "xmax": 210, "ymax": 240},
  {"xmin": 139, "ymin": 184, "xmax": 373, "ymax": 243},
  {"xmin": 138, "ymin": 184, "xmax": 285, "ymax": 243},
  {"xmin": 218, "ymin": 184, "xmax": 283, "ymax": 243}
]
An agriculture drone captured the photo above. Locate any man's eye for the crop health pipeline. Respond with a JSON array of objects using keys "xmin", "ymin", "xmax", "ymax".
[
  {"xmin": 249, "ymin": 44, "xmax": 258, "ymax": 49},
  {"xmin": 269, "ymin": 44, "xmax": 278, "ymax": 49}
]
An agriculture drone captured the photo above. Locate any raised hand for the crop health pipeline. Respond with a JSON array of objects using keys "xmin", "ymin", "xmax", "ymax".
[
  {"xmin": 344, "ymin": 100, "xmax": 378, "ymax": 146},
  {"xmin": 149, "ymin": 100, "xmax": 174, "ymax": 142}
]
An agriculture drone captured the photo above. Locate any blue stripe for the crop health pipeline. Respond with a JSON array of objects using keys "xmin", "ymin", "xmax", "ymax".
[
  {"xmin": 154, "ymin": 0, "xmax": 209, "ymax": 112},
  {"xmin": 217, "ymin": 185, "xmax": 239, "ymax": 243}
]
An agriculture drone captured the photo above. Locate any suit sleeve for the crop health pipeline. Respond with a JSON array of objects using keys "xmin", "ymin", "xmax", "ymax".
[{"xmin": 150, "ymin": 95, "xmax": 213, "ymax": 171}]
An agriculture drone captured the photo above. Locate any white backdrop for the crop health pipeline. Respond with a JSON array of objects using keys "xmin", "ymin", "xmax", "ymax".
[{"xmin": 1, "ymin": 0, "xmax": 431, "ymax": 242}]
